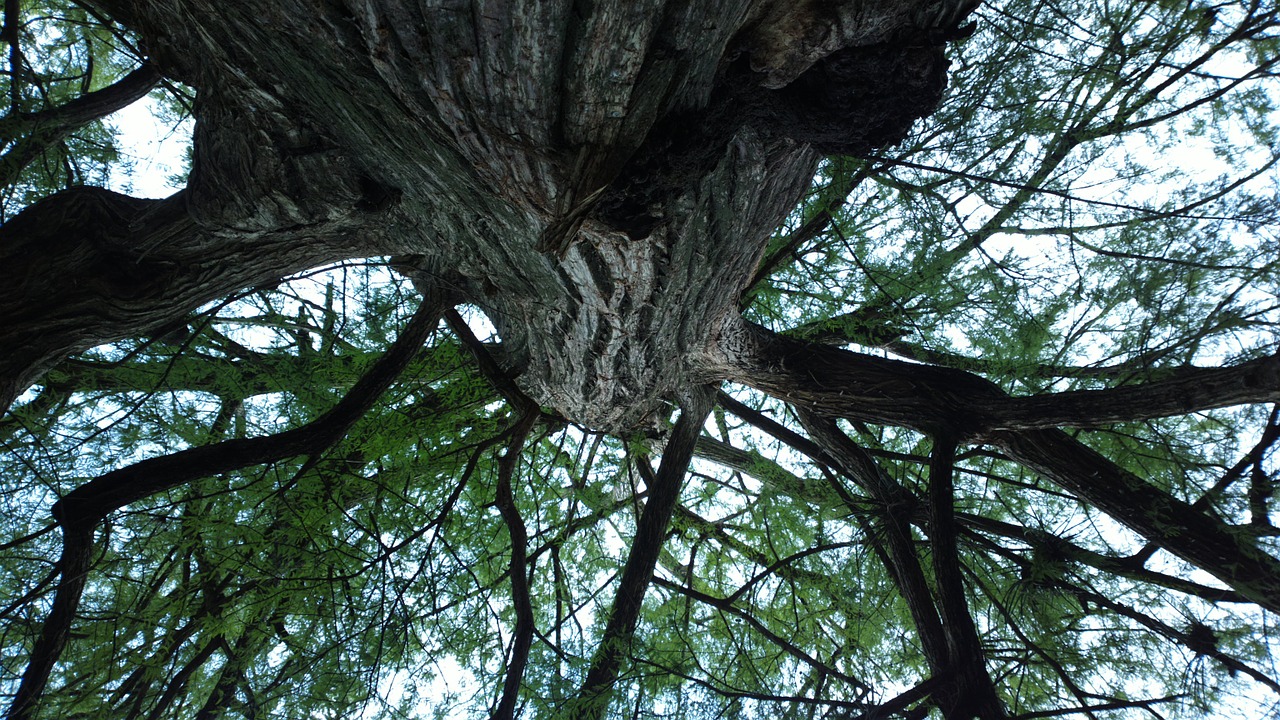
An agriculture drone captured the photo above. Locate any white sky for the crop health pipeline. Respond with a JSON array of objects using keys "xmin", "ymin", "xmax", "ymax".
[{"xmin": 107, "ymin": 95, "xmax": 192, "ymax": 198}]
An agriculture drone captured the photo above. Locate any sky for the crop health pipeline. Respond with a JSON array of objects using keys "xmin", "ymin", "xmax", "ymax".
[{"xmin": 107, "ymin": 95, "xmax": 192, "ymax": 198}]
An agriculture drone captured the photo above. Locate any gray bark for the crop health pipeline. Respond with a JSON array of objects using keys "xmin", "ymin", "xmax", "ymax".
[
  {"xmin": 6, "ymin": 2, "xmax": 1280, "ymax": 717},
  {"xmin": 1, "ymin": 0, "xmax": 954, "ymax": 428}
]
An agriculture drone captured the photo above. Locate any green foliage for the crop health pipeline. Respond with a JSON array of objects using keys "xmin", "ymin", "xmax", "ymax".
[
  {"xmin": 0, "ymin": 0, "xmax": 191, "ymax": 218},
  {"xmin": 3, "ymin": 0, "xmax": 1280, "ymax": 719}
]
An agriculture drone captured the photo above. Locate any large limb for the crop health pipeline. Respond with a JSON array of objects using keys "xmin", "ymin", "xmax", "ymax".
[
  {"xmin": 491, "ymin": 410, "xmax": 539, "ymax": 720},
  {"xmin": 924, "ymin": 436, "xmax": 1007, "ymax": 720},
  {"xmin": 726, "ymin": 323, "xmax": 1280, "ymax": 615},
  {"xmin": 728, "ymin": 322, "xmax": 1280, "ymax": 435},
  {"xmin": 0, "ymin": 183, "xmax": 371, "ymax": 415},
  {"xmin": 991, "ymin": 428, "xmax": 1280, "ymax": 616},
  {"xmin": 571, "ymin": 387, "xmax": 715, "ymax": 719},
  {"xmin": 0, "ymin": 59, "xmax": 414, "ymax": 417},
  {"xmin": 444, "ymin": 310, "xmax": 544, "ymax": 720},
  {"xmin": 800, "ymin": 412, "xmax": 1006, "ymax": 718},
  {"xmin": 6, "ymin": 296, "xmax": 446, "ymax": 720},
  {"xmin": 797, "ymin": 412, "xmax": 949, "ymax": 676}
]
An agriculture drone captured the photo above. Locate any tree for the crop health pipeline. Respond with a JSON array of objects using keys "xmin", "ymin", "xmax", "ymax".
[{"xmin": 1, "ymin": 0, "xmax": 1278, "ymax": 717}]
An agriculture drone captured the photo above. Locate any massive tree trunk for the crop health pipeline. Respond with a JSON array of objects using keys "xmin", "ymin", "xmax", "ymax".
[
  {"xmin": 1, "ymin": 0, "xmax": 953, "ymax": 428},
  {"xmin": 5, "ymin": 1, "xmax": 1280, "ymax": 717}
]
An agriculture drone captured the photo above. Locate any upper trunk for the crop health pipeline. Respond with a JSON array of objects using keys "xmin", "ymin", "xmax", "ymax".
[{"xmin": 1, "ymin": 0, "xmax": 956, "ymax": 429}]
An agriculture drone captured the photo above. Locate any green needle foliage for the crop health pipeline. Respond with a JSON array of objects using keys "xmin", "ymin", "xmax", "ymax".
[{"xmin": 2, "ymin": 0, "xmax": 1279, "ymax": 719}]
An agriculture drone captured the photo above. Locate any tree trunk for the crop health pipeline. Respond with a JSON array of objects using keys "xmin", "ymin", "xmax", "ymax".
[
  {"xmin": 8, "ymin": 2, "xmax": 1280, "ymax": 717},
  {"xmin": 1, "ymin": 0, "xmax": 954, "ymax": 427}
]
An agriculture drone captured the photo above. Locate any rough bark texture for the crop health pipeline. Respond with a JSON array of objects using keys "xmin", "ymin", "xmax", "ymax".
[
  {"xmin": 6, "ymin": 2, "xmax": 1280, "ymax": 716},
  {"xmin": 1, "ymin": 0, "xmax": 957, "ymax": 428}
]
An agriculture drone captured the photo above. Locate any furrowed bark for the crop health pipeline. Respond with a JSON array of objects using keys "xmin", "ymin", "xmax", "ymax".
[{"xmin": 3, "ymin": 0, "xmax": 961, "ymax": 433}]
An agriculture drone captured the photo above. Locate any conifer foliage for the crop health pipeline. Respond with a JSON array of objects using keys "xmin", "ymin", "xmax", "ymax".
[{"xmin": 1, "ymin": 0, "xmax": 1279, "ymax": 718}]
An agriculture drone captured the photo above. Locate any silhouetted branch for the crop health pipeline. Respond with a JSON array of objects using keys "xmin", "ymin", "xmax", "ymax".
[
  {"xmin": 571, "ymin": 386, "xmax": 715, "ymax": 719},
  {"xmin": 7, "ymin": 297, "xmax": 445, "ymax": 720}
]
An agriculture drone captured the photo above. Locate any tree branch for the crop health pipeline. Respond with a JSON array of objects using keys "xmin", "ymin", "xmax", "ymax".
[
  {"xmin": 797, "ymin": 412, "xmax": 950, "ymax": 676},
  {"xmin": 649, "ymin": 576, "xmax": 872, "ymax": 695},
  {"xmin": 926, "ymin": 434, "xmax": 1008, "ymax": 719},
  {"xmin": 958, "ymin": 514, "xmax": 1251, "ymax": 605},
  {"xmin": 988, "ymin": 353, "xmax": 1280, "ymax": 431},
  {"xmin": 730, "ymin": 321, "xmax": 1280, "ymax": 438},
  {"xmin": 6, "ymin": 297, "xmax": 445, "ymax": 720},
  {"xmin": 993, "ymin": 428, "xmax": 1280, "ymax": 616},
  {"xmin": 491, "ymin": 410, "xmax": 538, "ymax": 720},
  {"xmin": 572, "ymin": 386, "xmax": 715, "ymax": 719},
  {"xmin": 0, "ymin": 63, "xmax": 161, "ymax": 187},
  {"xmin": 0, "ymin": 186, "xmax": 368, "ymax": 415}
]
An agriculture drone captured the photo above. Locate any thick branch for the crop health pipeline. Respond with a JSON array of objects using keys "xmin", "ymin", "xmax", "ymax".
[
  {"xmin": 727, "ymin": 323, "xmax": 1280, "ymax": 436},
  {"xmin": 0, "ymin": 63, "xmax": 161, "ymax": 187},
  {"xmin": 959, "ymin": 514, "xmax": 1251, "ymax": 604},
  {"xmin": 993, "ymin": 428, "xmax": 1280, "ymax": 616},
  {"xmin": 572, "ymin": 386, "xmax": 715, "ymax": 718},
  {"xmin": 730, "ymin": 324, "xmax": 1280, "ymax": 615},
  {"xmin": 990, "ymin": 354, "xmax": 1280, "ymax": 430},
  {"xmin": 1067, "ymin": 586, "xmax": 1280, "ymax": 694},
  {"xmin": 7, "ymin": 297, "xmax": 444, "ymax": 720},
  {"xmin": 797, "ymin": 412, "xmax": 949, "ymax": 676},
  {"xmin": 926, "ymin": 435, "xmax": 1007, "ymax": 720},
  {"xmin": 0, "ymin": 186, "xmax": 369, "ymax": 415},
  {"xmin": 492, "ymin": 410, "xmax": 538, "ymax": 720}
]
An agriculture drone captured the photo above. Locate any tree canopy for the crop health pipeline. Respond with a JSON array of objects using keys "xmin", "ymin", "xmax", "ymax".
[{"xmin": 1, "ymin": 0, "xmax": 1279, "ymax": 719}]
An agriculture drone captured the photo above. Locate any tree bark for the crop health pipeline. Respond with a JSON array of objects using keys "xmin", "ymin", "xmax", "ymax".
[{"xmin": 1, "ymin": 0, "xmax": 956, "ymax": 431}]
